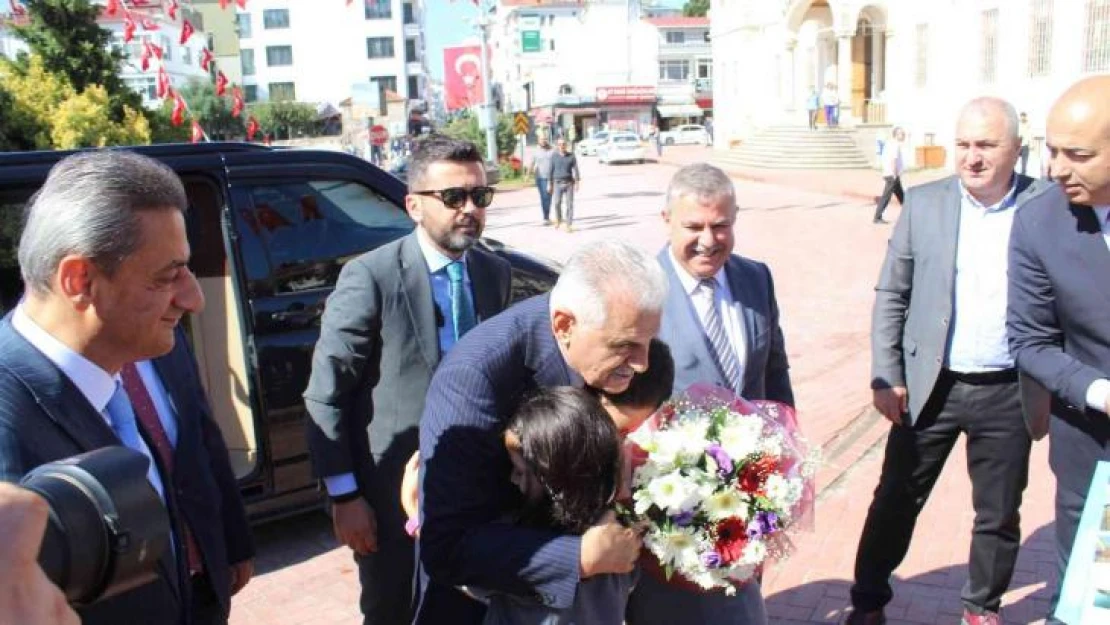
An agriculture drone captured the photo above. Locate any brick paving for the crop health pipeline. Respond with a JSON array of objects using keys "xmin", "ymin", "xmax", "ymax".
[{"xmin": 228, "ymin": 154, "xmax": 1057, "ymax": 625}]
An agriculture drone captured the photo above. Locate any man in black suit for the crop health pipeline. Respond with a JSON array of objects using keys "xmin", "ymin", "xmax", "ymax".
[
  {"xmin": 0, "ymin": 150, "xmax": 254, "ymax": 624},
  {"xmin": 416, "ymin": 240, "xmax": 666, "ymax": 624},
  {"xmin": 1008, "ymin": 74, "xmax": 1110, "ymax": 624},
  {"xmin": 303, "ymin": 135, "xmax": 512, "ymax": 625}
]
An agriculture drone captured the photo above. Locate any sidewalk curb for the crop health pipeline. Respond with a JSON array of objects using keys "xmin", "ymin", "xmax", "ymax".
[{"xmin": 814, "ymin": 405, "xmax": 889, "ymax": 501}]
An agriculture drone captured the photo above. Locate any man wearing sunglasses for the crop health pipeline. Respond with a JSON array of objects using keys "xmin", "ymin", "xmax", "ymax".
[{"xmin": 304, "ymin": 134, "xmax": 513, "ymax": 625}]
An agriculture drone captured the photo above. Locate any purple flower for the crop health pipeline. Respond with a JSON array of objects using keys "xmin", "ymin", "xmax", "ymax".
[
  {"xmin": 701, "ymin": 551, "xmax": 723, "ymax": 569},
  {"xmin": 757, "ymin": 511, "xmax": 779, "ymax": 535},
  {"xmin": 746, "ymin": 520, "xmax": 763, "ymax": 539},
  {"xmin": 671, "ymin": 510, "xmax": 695, "ymax": 527},
  {"xmin": 705, "ymin": 443, "xmax": 734, "ymax": 477}
]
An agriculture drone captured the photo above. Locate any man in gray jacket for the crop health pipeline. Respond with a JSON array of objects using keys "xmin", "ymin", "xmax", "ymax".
[
  {"xmin": 303, "ymin": 135, "xmax": 512, "ymax": 625},
  {"xmin": 848, "ymin": 98, "xmax": 1057, "ymax": 625}
]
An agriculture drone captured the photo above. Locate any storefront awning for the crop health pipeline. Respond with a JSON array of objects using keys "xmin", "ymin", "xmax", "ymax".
[{"xmin": 657, "ymin": 103, "xmax": 704, "ymax": 118}]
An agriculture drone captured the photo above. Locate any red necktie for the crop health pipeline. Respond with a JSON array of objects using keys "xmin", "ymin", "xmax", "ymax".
[{"xmin": 121, "ymin": 363, "xmax": 204, "ymax": 575}]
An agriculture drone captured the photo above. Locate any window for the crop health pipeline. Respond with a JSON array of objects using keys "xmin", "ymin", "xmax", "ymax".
[
  {"xmin": 1084, "ymin": 0, "xmax": 1110, "ymax": 72},
  {"xmin": 367, "ymin": 37, "xmax": 395, "ymax": 59},
  {"xmin": 365, "ymin": 0, "xmax": 391, "ymax": 20},
  {"xmin": 268, "ymin": 82, "xmax": 296, "ymax": 101},
  {"xmin": 549, "ymin": 38, "xmax": 555, "ymax": 51},
  {"xmin": 181, "ymin": 45, "xmax": 192, "ymax": 65},
  {"xmin": 405, "ymin": 38, "xmax": 418, "ymax": 63},
  {"xmin": 981, "ymin": 9, "xmax": 999, "ymax": 83},
  {"xmin": 243, "ymin": 84, "xmax": 258, "ymax": 102},
  {"xmin": 1028, "ymin": 0, "xmax": 1054, "ymax": 77},
  {"xmin": 241, "ymin": 49, "xmax": 255, "ymax": 76},
  {"xmin": 125, "ymin": 76, "xmax": 157, "ymax": 100},
  {"xmin": 407, "ymin": 75, "xmax": 420, "ymax": 99},
  {"xmin": 403, "ymin": 2, "xmax": 415, "ymax": 24},
  {"xmin": 371, "ymin": 75, "xmax": 397, "ymax": 94},
  {"xmin": 658, "ymin": 59, "xmax": 689, "ymax": 81},
  {"xmin": 266, "ymin": 45, "xmax": 293, "ymax": 67},
  {"xmin": 263, "ymin": 9, "xmax": 290, "ymax": 29},
  {"xmin": 665, "ymin": 31, "xmax": 685, "ymax": 44},
  {"xmin": 697, "ymin": 58, "xmax": 712, "ymax": 79},
  {"xmin": 914, "ymin": 23, "xmax": 929, "ymax": 87},
  {"xmin": 237, "ymin": 13, "xmax": 252, "ymax": 38},
  {"xmin": 234, "ymin": 180, "xmax": 414, "ymax": 296},
  {"xmin": 161, "ymin": 35, "xmax": 173, "ymax": 61}
]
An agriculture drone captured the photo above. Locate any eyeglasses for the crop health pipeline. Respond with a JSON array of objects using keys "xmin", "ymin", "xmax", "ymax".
[{"xmin": 412, "ymin": 186, "xmax": 496, "ymax": 210}]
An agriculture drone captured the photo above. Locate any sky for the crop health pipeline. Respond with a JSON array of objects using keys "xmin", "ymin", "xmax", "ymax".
[{"xmin": 424, "ymin": 0, "xmax": 686, "ymax": 81}]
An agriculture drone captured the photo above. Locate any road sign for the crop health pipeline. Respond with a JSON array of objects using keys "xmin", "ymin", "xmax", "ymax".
[
  {"xmin": 521, "ymin": 30, "xmax": 541, "ymax": 53},
  {"xmin": 369, "ymin": 125, "xmax": 389, "ymax": 146},
  {"xmin": 513, "ymin": 113, "xmax": 529, "ymax": 136}
]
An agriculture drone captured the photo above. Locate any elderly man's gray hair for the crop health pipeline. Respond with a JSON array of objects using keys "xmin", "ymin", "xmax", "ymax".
[
  {"xmin": 959, "ymin": 96, "xmax": 1020, "ymax": 140},
  {"xmin": 549, "ymin": 240, "xmax": 668, "ymax": 328},
  {"xmin": 19, "ymin": 150, "xmax": 188, "ymax": 295},
  {"xmin": 664, "ymin": 162, "xmax": 736, "ymax": 215}
]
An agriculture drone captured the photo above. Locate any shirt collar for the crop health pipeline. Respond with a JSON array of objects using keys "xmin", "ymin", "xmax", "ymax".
[
  {"xmin": 958, "ymin": 178, "xmax": 1018, "ymax": 213},
  {"xmin": 668, "ymin": 248, "xmax": 726, "ymax": 296},
  {"xmin": 415, "ymin": 228, "xmax": 466, "ymax": 275},
  {"xmin": 11, "ymin": 304, "xmax": 117, "ymax": 413},
  {"xmin": 1095, "ymin": 206, "xmax": 1110, "ymax": 225}
]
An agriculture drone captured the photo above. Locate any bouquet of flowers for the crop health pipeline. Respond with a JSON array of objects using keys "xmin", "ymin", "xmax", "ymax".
[{"xmin": 622, "ymin": 384, "xmax": 818, "ymax": 595}]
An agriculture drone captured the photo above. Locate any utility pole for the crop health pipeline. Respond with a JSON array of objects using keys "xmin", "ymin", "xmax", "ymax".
[{"xmin": 474, "ymin": 1, "xmax": 498, "ymax": 164}]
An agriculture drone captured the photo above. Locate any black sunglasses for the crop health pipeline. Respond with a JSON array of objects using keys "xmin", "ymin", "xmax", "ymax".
[{"xmin": 412, "ymin": 186, "xmax": 496, "ymax": 210}]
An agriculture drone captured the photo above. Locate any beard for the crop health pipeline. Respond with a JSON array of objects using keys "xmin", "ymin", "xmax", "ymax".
[{"xmin": 429, "ymin": 217, "xmax": 484, "ymax": 253}]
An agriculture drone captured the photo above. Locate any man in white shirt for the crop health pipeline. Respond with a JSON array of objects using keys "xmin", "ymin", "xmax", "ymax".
[
  {"xmin": 1007, "ymin": 74, "xmax": 1110, "ymax": 625},
  {"xmin": 851, "ymin": 97, "xmax": 1059, "ymax": 625},
  {"xmin": 872, "ymin": 126, "xmax": 906, "ymax": 224}
]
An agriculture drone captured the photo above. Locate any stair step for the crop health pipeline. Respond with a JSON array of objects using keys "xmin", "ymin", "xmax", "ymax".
[{"xmin": 719, "ymin": 125, "xmax": 872, "ymax": 170}]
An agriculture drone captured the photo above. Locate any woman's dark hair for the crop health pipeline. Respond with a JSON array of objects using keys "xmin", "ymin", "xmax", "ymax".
[
  {"xmin": 604, "ymin": 338, "xmax": 674, "ymax": 410},
  {"xmin": 407, "ymin": 134, "xmax": 483, "ymax": 191},
  {"xmin": 508, "ymin": 387, "xmax": 622, "ymax": 534}
]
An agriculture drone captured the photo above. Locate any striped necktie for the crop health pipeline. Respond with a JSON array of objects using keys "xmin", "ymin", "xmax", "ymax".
[{"xmin": 698, "ymin": 279, "xmax": 743, "ymax": 394}]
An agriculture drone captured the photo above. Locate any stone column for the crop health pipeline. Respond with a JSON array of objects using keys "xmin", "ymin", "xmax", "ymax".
[
  {"xmin": 836, "ymin": 31, "xmax": 854, "ymax": 127},
  {"xmin": 782, "ymin": 36, "xmax": 797, "ymax": 112}
]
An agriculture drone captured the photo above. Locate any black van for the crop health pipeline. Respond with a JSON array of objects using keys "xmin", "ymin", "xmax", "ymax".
[{"xmin": 0, "ymin": 142, "xmax": 559, "ymax": 523}]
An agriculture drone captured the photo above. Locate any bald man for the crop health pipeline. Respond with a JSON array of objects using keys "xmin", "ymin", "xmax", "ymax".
[
  {"xmin": 848, "ymin": 97, "xmax": 1060, "ymax": 625},
  {"xmin": 1007, "ymin": 75, "xmax": 1110, "ymax": 624}
]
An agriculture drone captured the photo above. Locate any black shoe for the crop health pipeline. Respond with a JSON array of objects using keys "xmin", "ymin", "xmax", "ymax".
[
  {"xmin": 845, "ymin": 609, "xmax": 886, "ymax": 625},
  {"xmin": 872, "ymin": 218, "xmax": 888, "ymax": 224}
]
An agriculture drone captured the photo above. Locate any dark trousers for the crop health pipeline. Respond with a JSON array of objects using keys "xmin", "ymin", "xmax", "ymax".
[
  {"xmin": 355, "ymin": 455, "xmax": 417, "ymax": 625},
  {"xmin": 536, "ymin": 177, "xmax": 551, "ymax": 220},
  {"xmin": 191, "ymin": 573, "xmax": 227, "ymax": 625},
  {"xmin": 551, "ymin": 180, "xmax": 575, "ymax": 225},
  {"xmin": 850, "ymin": 374, "xmax": 1031, "ymax": 614},
  {"xmin": 873, "ymin": 176, "xmax": 904, "ymax": 221},
  {"xmin": 1019, "ymin": 145, "xmax": 1030, "ymax": 176}
]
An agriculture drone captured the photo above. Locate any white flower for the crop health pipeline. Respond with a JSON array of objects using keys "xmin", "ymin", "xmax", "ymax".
[
  {"xmin": 638, "ymin": 471, "xmax": 701, "ymax": 515},
  {"xmin": 725, "ymin": 562, "xmax": 758, "ymax": 584},
  {"xmin": 759, "ymin": 434, "xmax": 784, "ymax": 458},
  {"xmin": 740, "ymin": 540, "xmax": 767, "ymax": 566},
  {"xmin": 646, "ymin": 526, "xmax": 700, "ymax": 570},
  {"xmin": 718, "ymin": 416, "xmax": 764, "ymax": 460},
  {"xmin": 764, "ymin": 474, "xmax": 804, "ymax": 510},
  {"xmin": 703, "ymin": 489, "xmax": 750, "ymax": 522}
]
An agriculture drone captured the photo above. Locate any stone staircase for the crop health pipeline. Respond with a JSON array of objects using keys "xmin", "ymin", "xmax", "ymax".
[{"xmin": 714, "ymin": 125, "xmax": 872, "ymax": 169}]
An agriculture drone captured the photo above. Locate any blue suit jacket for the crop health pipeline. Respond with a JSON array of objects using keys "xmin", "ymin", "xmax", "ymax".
[
  {"xmin": 657, "ymin": 249, "xmax": 794, "ymax": 405},
  {"xmin": 416, "ymin": 294, "xmax": 583, "ymax": 624},
  {"xmin": 0, "ymin": 318, "xmax": 253, "ymax": 624}
]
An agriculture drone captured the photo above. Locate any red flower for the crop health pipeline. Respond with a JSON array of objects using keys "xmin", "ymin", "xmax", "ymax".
[
  {"xmin": 714, "ymin": 518, "xmax": 749, "ymax": 565},
  {"xmin": 736, "ymin": 455, "xmax": 780, "ymax": 494}
]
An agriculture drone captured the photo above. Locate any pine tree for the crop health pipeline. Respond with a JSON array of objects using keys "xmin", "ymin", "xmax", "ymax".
[{"xmin": 683, "ymin": 0, "xmax": 710, "ymax": 18}]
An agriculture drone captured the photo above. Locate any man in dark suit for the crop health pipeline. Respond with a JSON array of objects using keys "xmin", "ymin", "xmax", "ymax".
[
  {"xmin": 416, "ymin": 240, "xmax": 666, "ymax": 624},
  {"xmin": 1008, "ymin": 75, "xmax": 1110, "ymax": 624},
  {"xmin": 850, "ymin": 98, "xmax": 1058, "ymax": 625},
  {"xmin": 0, "ymin": 150, "xmax": 254, "ymax": 625},
  {"xmin": 623, "ymin": 162, "xmax": 790, "ymax": 625},
  {"xmin": 303, "ymin": 135, "xmax": 512, "ymax": 625}
]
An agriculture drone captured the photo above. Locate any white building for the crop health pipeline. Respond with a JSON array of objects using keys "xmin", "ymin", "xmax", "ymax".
[
  {"xmin": 711, "ymin": 0, "xmax": 1110, "ymax": 165},
  {"xmin": 237, "ymin": 0, "xmax": 428, "ymax": 107}
]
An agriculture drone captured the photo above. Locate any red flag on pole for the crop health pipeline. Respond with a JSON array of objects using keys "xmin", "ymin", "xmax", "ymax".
[
  {"xmin": 166, "ymin": 0, "xmax": 179, "ymax": 20},
  {"xmin": 149, "ymin": 42, "xmax": 164, "ymax": 59},
  {"xmin": 179, "ymin": 19, "xmax": 194, "ymax": 45},
  {"xmin": 191, "ymin": 121, "xmax": 205, "ymax": 143},
  {"xmin": 9, "ymin": 0, "xmax": 26, "ymax": 17},
  {"xmin": 140, "ymin": 42, "xmax": 152, "ymax": 71},
  {"xmin": 200, "ymin": 48, "xmax": 214, "ymax": 71},
  {"xmin": 215, "ymin": 71, "xmax": 229, "ymax": 96},
  {"xmin": 443, "ymin": 45, "xmax": 485, "ymax": 111},
  {"xmin": 231, "ymin": 87, "xmax": 244, "ymax": 118},
  {"xmin": 104, "ymin": 0, "xmax": 121, "ymax": 16},
  {"xmin": 156, "ymin": 66, "xmax": 171, "ymax": 99},
  {"xmin": 171, "ymin": 94, "xmax": 186, "ymax": 126},
  {"xmin": 246, "ymin": 116, "xmax": 259, "ymax": 141},
  {"xmin": 219, "ymin": 0, "xmax": 229, "ymax": 8},
  {"xmin": 123, "ymin": 16, "xmax": 137, "ymax": 43},
  {"xmin": 140, "ymin": 17, "xmax": 160, "ymax": 31},
  {"xmin": 237, "ymin": 0, "xmax": 247, "ymax": 8}
]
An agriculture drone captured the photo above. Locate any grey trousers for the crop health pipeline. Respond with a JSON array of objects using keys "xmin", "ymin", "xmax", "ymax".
[{"xmin": 551, "ymin": 180, "xmax": 575, "ymax": 225}]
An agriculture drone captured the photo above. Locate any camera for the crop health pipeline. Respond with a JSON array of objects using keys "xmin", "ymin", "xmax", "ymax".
[{"xmin": 19, "ymin": 446, "xmax": 171, "ymax": 606}]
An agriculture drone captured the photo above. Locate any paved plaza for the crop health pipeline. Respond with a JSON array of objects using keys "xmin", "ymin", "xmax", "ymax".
[{"xmin": 228, "ymin": 148, "xmax": 1056, "ymax": 625}]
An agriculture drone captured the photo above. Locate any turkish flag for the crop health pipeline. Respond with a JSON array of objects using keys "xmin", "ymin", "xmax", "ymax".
[
  {"xmin": 166, "ymin": 0, "xmax": 179, "ymax": 20},
  {"xmin": 246, "ymin": 116, "xmax": 259, "ymax": 141},
  {"xmin": 215, "ymin": 71, "xmax": 229, "ymax": 96},
  {"xmin": 200, "ymin": 47, "xmax": 214, "ymax": 71},
  {"xmin": 191, "ymin": 121, "xmax": 204, "ymax": 143},
  {"xmin": 9, "ymin": 0, "xmax": 25, "ymax": 16},
  {"xmin": 219, "ymin": 0, "xmax": 229, "ymax": 8},
  {"xmin": 156, "ymin": 66, "xmax": 170, "ymax": 99},
  {"xmin": 231, "ymin": 87, "xmax": 244, "ymax": 118},
  {"xmin": 123, "ymin": 17, "xmax": 136, "ymax": 43},
  {"xmin": 254, "ymin": 204, "xmax": 291, "ymax": 231},
  {"xmin": 171, "ymin": 93, "xmax": 186, "ymax": 126},
  {"xmin": 237, "ymin": 0, "xmax": 247, "ymax": 8},
  {"xmin": 140, "ymin": 43, "xmax": 152, "ymax": 71},
  {"xmin": 443, "ymin": 45, "xmax": 485, "ymax": 111},
  {"xmin": 149, "ymin": 42, "xmax": 164, "ymax": 59},
  {"xmin": 104, "ymin": 0, "xmax": 120, "ymax": 16},
  {"xmin": 179, "ymin": 19, "xmax": 194, "ymax": 45}
]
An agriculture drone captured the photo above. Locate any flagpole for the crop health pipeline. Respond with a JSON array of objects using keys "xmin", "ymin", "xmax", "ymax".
[{"xmin": 475, "ymin": 0, "xmax": 497, "ymax": 164}]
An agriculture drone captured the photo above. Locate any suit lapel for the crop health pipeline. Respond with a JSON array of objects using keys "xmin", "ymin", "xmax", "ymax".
[
  {"xmin": 467, "ymin": 248, "xmax": 501, "ymax": 322},
  {"xmin": 398, "ymin": 234, "xmax": 440, "ymax": 368},
  {"xmin": 1070, "ymin": 205, "xmax": 1110, "ymax": 303},
  {"xmin": 658, "ymin": 249, "xmax": 722, "ymax": 378},
  {"xmin": 938, "ymin": 177, "xmax": 962, "ymax": 297}
]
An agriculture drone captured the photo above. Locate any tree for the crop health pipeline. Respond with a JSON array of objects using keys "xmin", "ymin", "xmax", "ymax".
[
  {"xmin": 683, "ymin": 0, "xmax": 710, "ymax": 18},
  {"xmin": 0, "ymin": 55, "xmax": 74, "ymax": 149},
  {"xmin": 50, "ymin": 84, "xmax": 150, "ymax": 148},
  {"xmin": 442, "ymin": 111, "xmax": 518, "ymax": 159},
  {"xmin": 11, "ymin": 0, "xmax": 143, "ymax": 121},
  {"xmin": 251, "ymin": 101, "xmax": 318, "ymax": 140},
  {"xmin": 177, "ymin": 80, "xmax": 243, "ymax": 140}
]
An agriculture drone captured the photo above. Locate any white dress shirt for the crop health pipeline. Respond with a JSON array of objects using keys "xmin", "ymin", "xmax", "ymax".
[
  {"xmin": 668, "ymin": 251, "xmax": 748, "ymax": 383},
  {"xmin": 1084, "ymin": 205, "xmax": 1110, "ymax": 412},
  {"xmin": 945, "ymin": 183, "xmax": 1018, "ymax": 373}
]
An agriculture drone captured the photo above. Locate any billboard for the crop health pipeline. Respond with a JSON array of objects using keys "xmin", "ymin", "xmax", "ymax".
[{"xmin": 443, "ymin": 45, "xmax": 485, "ymax": 111}]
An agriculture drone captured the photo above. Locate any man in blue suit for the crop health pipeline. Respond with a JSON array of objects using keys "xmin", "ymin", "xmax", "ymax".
[
  {"xmin": 0, "ymin": 151, "xmax": 254, "ymax": 625},
  {"xmin": 1008, "ymin": 75, "xmax": 1110, "ymax": 624},
  {"xmin": 416, "ymin": 240, "xmax": 668, "ymax": 624},
  {"xmin": 625, "ymin": 163, "xmax": 792, "ymax": 625}
]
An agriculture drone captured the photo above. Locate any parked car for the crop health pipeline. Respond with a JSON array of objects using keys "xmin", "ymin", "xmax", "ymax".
[
  {"xmin": 0, "ymin": 142, "xmax": 558, "ymax": 523},
  {"xmin": 659, "ymin": 124, "xmax": 710, "ymax": 146},
  {"xmin": 575, "ymin": 131, "xmax": 610, "ymax": 156},
  {"xmin": 598, "ymin": 132, "xmax": 649, "ymax": 165}
]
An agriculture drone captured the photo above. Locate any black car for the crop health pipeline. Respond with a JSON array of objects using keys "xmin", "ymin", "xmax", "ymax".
[{"xmin": 0, "ymin": 142, "xmax": 558, "ymax": 523}]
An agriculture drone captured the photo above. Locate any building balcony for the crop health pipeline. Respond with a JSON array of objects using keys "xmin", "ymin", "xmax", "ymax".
[
  {"xmin": 404, "ymin": 22, "xmax": 420, "ymax": 38},
  {"xmin": 407, "ymin": 62, "xmax": 424, "ymax": 75},
  {"xmin": 694, "ymin": 78, "xmax": 712, "ymax": 94},
  {"xmin": 659, "ymin": 42, "xmax": 710, "ymax": 57}
]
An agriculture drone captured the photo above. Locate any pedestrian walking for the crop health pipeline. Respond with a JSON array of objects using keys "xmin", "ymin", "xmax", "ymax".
[
  {"xmin": 1018, "ymin": 112, "xmax": 1032, "ymax": 176},
  {"xmin": 847, "ymin": 97, "xmax": 1054, "ymax": 625},
  {"xmin": 652, "ymin": 126, "xmax": 663, "ymax": 157},
  {"xmin": 549, "ymin": 139, "xmax": 580, "ymax": 232},
  {"xmin": 822, "ymin": 83, "xmax": 840, "ymax": 128},
  {"xmin": 873, "ymin": 127, "xmax": 906, "ymax": 224},
  {"xmin": 529, "ymin": 138, "xmax": 555, "ymax": 225},
  {"xmin": 806, "ymin": 86, "xmax": 820, "ymax": 130}
]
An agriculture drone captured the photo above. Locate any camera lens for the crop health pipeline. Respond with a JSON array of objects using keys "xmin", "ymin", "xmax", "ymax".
[{"xmin": 20, "ymin": 446, "xmax": 171, "ymax": 606}]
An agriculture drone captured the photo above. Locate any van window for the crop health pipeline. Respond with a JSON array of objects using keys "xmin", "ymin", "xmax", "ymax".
[{"xmin": 234, "ymin": 180, "xmax": 413, "ymax": 297}]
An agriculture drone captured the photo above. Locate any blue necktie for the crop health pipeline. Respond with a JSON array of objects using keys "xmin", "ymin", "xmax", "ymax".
[
  {"xmin": 445, "ymin": 261, "xmax": 477, "ymax": 340},
  {"xmin": 105, "ymin": 382, "xmax": 165, "ymax": 500}
]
